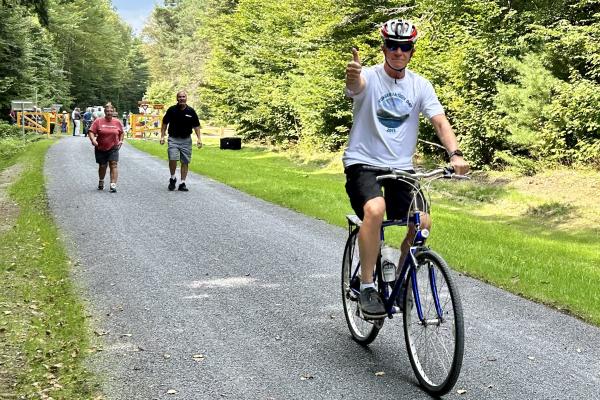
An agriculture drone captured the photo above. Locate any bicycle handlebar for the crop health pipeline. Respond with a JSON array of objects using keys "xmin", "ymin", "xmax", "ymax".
[{"xmin": 359, "ymin": 165, "xmax": 469, "ymax": 182}]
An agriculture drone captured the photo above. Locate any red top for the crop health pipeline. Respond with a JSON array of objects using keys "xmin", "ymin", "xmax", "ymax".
[{"xmin": 90, "ymin": 118, "xmax": 123, "ymax": 151}]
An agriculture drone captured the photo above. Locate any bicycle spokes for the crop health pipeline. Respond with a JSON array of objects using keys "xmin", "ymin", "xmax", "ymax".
[{"xmin": 403, "ymin": 250, "xmax": 464, "ymax": 395}]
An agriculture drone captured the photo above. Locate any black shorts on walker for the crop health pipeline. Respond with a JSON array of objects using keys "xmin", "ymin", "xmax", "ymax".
[
  {"xmin": 344, "ymin": 164, "xmax": 427, "ymax": 221},
  {"xmin": 95, "ymin": 147, "xmax": 119, "ymax": 165}
]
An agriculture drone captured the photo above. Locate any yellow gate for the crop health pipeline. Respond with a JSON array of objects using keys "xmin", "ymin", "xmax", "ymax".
[
  {"xmin": 130, "ymin": 102, "xmax": 164, "ymax": 139},
  {"xmin": 16, "ymin": 111, "xmax": 70, "ymax": 137}
]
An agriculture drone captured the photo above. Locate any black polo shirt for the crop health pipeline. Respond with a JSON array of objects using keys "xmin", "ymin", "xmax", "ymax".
[{"xmin": 162, "ymin": 104, "xmax": 200, "ymax": 138}]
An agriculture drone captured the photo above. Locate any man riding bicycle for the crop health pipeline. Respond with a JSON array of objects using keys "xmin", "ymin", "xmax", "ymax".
[{"xmin": 343, "ymin": 18, "xmax": 469, "ymax": 319}]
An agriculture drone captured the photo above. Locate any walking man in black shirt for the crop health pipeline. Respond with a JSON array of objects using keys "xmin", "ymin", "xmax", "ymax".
[{"xmin": 160, "ymin": 90, "xmax": 202, "ymax": 191}]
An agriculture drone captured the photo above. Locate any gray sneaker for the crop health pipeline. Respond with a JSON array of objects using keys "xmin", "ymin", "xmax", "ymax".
[{"xmin": 359, "ymin": 287, "xmax": 386, "ymax": 319}]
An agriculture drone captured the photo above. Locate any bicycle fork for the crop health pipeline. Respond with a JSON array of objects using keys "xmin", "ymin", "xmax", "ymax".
[{"xmin": 385, "ymin": 249, "xmax": 444, "ymax": 325}]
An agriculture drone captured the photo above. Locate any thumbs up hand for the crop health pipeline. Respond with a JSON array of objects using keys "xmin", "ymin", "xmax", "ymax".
[
  {"xmin": 346, "ymin": 48, "xmax": 362, "ymax": 82},
  {"xmin": 346, "ymin": 47, "xmax": 365, "ymax": 96}
]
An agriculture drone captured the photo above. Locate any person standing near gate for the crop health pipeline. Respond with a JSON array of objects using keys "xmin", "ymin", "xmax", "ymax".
[
  {"xmin": 82, "ymin": 107, "xmax": 93, "ymax": 136},
  {"xmin": 60, "ymin": 111, "xmax": 68, "ymax": 133},
  {"xmin": 159, "ymin": 90, "xmax": 202, "ymax": 192},
  {"xmin": 48, "ymin": 107, "xmax": 57, "ymax": 134},
  {"xmin": 88, "ymin": 102, "xmax": 124, "ymax": 193},
  {"xmin": 72, "ymin": 107, "xmax": 81, "ymax": 136}
]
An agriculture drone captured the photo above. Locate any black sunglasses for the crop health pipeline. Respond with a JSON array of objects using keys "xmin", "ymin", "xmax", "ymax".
[{"xmin": 385, "ymin": 40, "xmax": 414, "ymax": 52}]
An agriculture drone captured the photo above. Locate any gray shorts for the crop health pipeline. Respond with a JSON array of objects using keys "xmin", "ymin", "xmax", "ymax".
[{"xmin": 167, "ymin": 137, "xmax": 192, "ymax": 164}]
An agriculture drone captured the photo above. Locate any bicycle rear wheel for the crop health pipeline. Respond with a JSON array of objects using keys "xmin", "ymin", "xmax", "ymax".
[
  {"xmin": 403, "ymin": 250, "xmax": 464, "ymax": 395},
  {"xmin": 341, "ymin": 228, "xmax": 383, "ymax": 344}
]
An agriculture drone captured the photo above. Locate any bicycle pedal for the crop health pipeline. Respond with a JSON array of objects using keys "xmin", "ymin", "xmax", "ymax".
[{"xmin": 346, "ymin": 290, "xmax": 359, "ymax": 301}]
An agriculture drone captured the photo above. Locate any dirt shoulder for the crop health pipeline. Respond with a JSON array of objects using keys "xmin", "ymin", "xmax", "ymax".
[
  {"xmin": 0, "ymin": 163, "xmax": 23, "ymax": 234},
  {"xmin": 0, "ymin": 163, "xmax": 23, "ymax": 395},
  {"xmin": 468, "ymin": 167, "xmax": 600, "ymax": 232}
]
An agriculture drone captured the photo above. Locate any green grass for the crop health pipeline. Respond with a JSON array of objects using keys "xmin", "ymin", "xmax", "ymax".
[
  {"xmin": 0, "ymin": 139, "xmax": 100, "ymax": 399},
  {"xmin": 130, "ymin": 138, "xmax": 600, "ymax": 325}
]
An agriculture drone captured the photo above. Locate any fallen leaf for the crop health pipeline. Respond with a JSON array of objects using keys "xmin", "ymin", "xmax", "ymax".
[{"xmin": 49, "ymin": 363, "xmax": 63, "ymax": 372}]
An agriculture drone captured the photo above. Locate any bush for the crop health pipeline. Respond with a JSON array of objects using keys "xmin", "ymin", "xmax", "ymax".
[
  {"xmin": 0, "ymin": 121, "xmax": 40, "ymax": 165},
  {"xmin": 0, "ymin": 121, "xmax": 22, "ymax": 138}
]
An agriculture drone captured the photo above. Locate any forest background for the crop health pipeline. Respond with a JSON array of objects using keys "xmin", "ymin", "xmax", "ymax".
[{"xmin": 1, "ymin": 0, "xmax": 600, "ymax": 172}]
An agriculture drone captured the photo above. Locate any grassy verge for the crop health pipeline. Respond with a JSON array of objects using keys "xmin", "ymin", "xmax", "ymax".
[
  {"xmin": 130, "ymin": 138, "xmax": 600, "ymax": 325},
  {"xmin": 0, "ymin": 139, "xmax": 99, "ymax": 399}
]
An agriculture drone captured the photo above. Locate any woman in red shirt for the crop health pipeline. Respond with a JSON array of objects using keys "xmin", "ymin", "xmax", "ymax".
[{"xmin": 88, "ymin": 103, "xmax": 124, "ymax": 193}]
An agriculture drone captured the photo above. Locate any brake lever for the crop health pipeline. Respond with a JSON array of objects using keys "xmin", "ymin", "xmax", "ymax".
[{"xmin": 443, "ymin": 166, "xmax": 471, "ymax": 180}]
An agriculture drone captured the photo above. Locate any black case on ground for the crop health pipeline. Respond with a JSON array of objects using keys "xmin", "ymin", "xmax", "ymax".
[{"xmin": 220, "ymin": 137, "xmax": 242, "ymax": 150}]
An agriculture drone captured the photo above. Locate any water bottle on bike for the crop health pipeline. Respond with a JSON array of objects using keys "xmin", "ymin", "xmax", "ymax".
[{"xmin": 380, "ymin": 245, "xmax": 396, "ymax": 283}]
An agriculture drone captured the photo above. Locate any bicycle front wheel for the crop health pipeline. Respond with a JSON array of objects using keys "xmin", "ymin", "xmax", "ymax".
[
  {"xmin": 403, "ymin": 250, "xmax": 464, "ymax": 396},
  {"xmin": 341, "ymin": 228, "xmax": 382, "ymax": 345}
]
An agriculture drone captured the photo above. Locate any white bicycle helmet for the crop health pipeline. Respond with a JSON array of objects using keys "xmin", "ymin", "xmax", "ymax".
[{"xmin": 380, "ymin": 19, "xmax": 418, "ymax": 43}]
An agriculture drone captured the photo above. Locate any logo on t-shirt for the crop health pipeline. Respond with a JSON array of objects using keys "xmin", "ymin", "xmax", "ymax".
[{"xmin": 376, "ymin": 92, "xmax": 413, "ymax": 129}]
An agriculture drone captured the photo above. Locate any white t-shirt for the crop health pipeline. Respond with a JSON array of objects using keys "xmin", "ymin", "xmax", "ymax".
[{"xmin": 342, "ymin": 65, "xmax": 444, "ymax": 169}]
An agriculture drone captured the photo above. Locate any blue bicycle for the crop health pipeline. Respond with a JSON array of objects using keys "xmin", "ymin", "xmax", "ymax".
[{"xmin": 341, "ymin": 167, "xmax": 465, "ymax": 396}]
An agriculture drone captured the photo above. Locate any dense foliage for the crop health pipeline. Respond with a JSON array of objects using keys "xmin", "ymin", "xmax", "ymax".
[
  {"xmin": 142, "ymin": 0, "xmax": 600, "ymax": 170},
  {"xmin": 0, "ymin": 0, "xmax": 148, "ymax": 116},
  {"xmin": 3, "ymin": 1, "xmax": 597, "ymax": 169}
]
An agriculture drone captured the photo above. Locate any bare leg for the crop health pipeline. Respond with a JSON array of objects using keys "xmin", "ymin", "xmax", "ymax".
[
  {"xmin": 180, "ymin": 163, "xmax": 189, "ymax": 181},
  {"xmin": 169, "ymin": 160, "xmax": 177, "ymax": 176},
  {"xmin": 109, "ymin": 160, "xmax": 118, "ymax": 184},
  {"xmin": 358, "ymin": 197, "xmax": 386, "ymax": 284},
  {"xmin": 398, "ymin": 212, "xmax": 432, "ymax": 268},
  {"xmin": 98, "ymin": 164, "xmax": 108, "ymax": 181}
]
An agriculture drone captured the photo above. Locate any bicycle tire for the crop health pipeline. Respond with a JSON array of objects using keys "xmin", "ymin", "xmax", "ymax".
[
  {"xmin": 341, "ymin": 228, "xmax": 383, "ymax": 345},
  {"xmin": 403, "ymin": 250, "xmax": 464, "ymax": 395}
]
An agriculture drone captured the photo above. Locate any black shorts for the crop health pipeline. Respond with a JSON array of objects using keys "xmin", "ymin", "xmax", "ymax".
[
  {"xmin": 95, "ymin": 147, "xmax": 119, "ymax": 165},
  {"xmin": 344, "ymin": 164, "xmax": 427, "ymax": 221}
]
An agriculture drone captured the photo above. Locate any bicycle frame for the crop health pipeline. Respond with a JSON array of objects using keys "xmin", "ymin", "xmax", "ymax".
[{"xmin": 347, "ymin": 212, "xmax": 444, "ymax": 324}]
